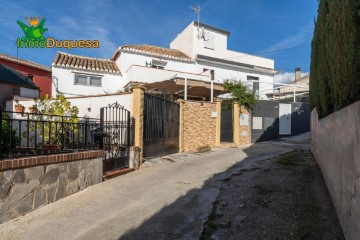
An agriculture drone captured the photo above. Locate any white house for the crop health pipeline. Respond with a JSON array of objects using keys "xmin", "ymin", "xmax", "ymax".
[
  {"xmin": 51, "ymin": 53, "xmax": 122, "ymax": 97},
  {"xmin": 52, "ymin": 21, "xmax": 277, "ymax": 100}
]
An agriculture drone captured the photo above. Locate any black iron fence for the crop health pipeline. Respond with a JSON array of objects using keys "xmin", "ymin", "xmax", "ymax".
[{"xmin": 0, "ymin": 109, "xmax": 103, "ymax": 159}]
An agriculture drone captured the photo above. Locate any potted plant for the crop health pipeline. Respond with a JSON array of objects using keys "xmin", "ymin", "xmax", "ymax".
[
  {"xmin": 42, "ymin": 141, "xmax": 60, "ymax": 154},
  {"xmin": 28, "ymin": 105, "xmax": 37, "ymax": 113},
  {"xmin": 14, "ymin": 100, "xmax": 25, "ymax": 113}
]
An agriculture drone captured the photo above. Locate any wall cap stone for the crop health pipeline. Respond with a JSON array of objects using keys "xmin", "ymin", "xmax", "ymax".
[{"xmin": 0, "ymin": 150, "xmax": 102, "ymax": 172}]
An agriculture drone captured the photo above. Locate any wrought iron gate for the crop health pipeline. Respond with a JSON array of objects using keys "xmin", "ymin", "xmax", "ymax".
[
  {"xmin": 100, "ymin": 102, "xmax": 131, "ymax": 172},
  {"xmin": 220, "ymin": 104, "xmax": 233, "ymax": 143},
  {"xmin": 143, "ymin": 92, "xmax": 180, "ymax": 158}
]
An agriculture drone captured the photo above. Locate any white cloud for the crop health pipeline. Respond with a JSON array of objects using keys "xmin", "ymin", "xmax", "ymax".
[
  {"xmin": 46, "ymin": 15, "xmax": 117, "ymax": 58},
  {"xmin": 274, "ymin": 72, "xmax": 309, "ymax": 84},
  {"xmin": 262, "ymin": 23, "xmax": 313, "ymax": 53}
]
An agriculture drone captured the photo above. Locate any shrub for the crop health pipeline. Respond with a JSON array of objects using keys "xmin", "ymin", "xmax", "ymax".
[
  {"xmin": 1, "ymin": 112, "xmax": 19, "ymax": 154},
  {"xmin": 310, "ymin": 0, "xmax": 360, "ymax": 118}
]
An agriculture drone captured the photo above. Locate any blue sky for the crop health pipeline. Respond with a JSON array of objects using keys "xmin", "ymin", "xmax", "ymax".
[{"xmin": 1, "ymin": 0, "xmax": 318, "ymax": 82}]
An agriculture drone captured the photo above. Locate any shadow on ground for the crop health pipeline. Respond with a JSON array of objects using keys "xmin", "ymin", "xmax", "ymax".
[{"xmin": 119, "ymin": 135, "xmax": 344, "ymax": 240}]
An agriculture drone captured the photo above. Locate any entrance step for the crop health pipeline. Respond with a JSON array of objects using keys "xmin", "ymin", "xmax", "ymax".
[
  {"xmin": 219, "ymin": 142, "xmax": 238, "ymax": 148},
  {"xmin": 103, "ymin": 168, "xmax": 134, "ymax": 181}
]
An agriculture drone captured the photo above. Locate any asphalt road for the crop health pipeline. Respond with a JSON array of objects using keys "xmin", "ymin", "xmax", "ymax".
[{"xmin": 0, "ymin": 133, "xmax": 310, "ymax": 240}]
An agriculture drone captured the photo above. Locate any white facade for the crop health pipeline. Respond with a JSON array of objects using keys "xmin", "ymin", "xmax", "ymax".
[
  {"xmin": 7, "ymin": 93, "xmax": 132, "ymax": 119},
  {"xmin": 170, "ymin": 22, "xmax": 274, "ymax": 69},
  {"xmin": 52, "ymin": 66, "xmax": 123, "ymax": 97},
  {"xmin": 52, "ymin": 21, "xmax": 276, "ymax": 100}
]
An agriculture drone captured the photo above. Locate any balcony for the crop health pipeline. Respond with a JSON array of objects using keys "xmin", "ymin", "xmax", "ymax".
[{"xmin": 125, "ymin": 65, "xmax": 211, "ymax": 84}]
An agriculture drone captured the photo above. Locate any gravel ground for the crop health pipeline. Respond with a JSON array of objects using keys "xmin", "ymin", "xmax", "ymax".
[{"xmin": 201, "ymin": 150, "xmax": 345, "ymax": 240}]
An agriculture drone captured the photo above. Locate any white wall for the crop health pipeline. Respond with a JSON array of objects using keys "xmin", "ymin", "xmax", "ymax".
[
  {"xmin": 19, "ymin": 87, "xmax": 39, "ymax": 99},
  {"xmin": 118, "ymin": 51, "xmax": 198, "ymax": 77},
  {"xmin": 126, "ymin": 65, "xmax": 209, "ymax": 84},
  {"xmin": 52, "ymin": 66, "xmax": 124, "ymax": 97},
  {"xmin": 169, "ymin": 23, "xmax": 194, "ymax": 58},
  {"xmin": 170, "ymin": 22, "xmax": 274, "ymax": 70},
  {"xmin": 6, "ymin": 93, "xmax": 133, "ymax": 119}
]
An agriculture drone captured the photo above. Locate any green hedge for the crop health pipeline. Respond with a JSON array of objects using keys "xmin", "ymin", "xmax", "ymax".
[{"xmin": 310, "ymin": 0, "xmax": 360, "ymax": 118}]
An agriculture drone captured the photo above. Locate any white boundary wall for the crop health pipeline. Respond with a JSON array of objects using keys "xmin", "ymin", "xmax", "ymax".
[{"xmin": 6, "ymin": 93, "xmax": 133, "ymax": 119}]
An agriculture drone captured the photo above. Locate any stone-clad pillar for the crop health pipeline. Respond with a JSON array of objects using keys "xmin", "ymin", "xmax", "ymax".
[
  {"xmin": 233, "ymin": 102, "xmax": 240, "ymax": 145},
  {"xmin": 131, "ymin": 85, "xmax": 145, "ymax": 163},
  {"xmin": 215, "ymin": 100, "xmax": 222, "ymax": 147}
]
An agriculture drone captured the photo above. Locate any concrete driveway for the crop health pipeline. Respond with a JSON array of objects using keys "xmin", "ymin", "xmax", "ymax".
[{"xmin": 0, "ymin": 133, "xmax": 309, "ymax": 240}]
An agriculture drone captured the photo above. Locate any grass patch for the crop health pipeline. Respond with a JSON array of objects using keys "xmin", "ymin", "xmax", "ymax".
[
  {"xmin": 200, "ymin": 205, "xmax": 219, "ymax": 240},
  {"xmin": 274, "ymin": 151, "xmax": 299, "ymax": 165}
]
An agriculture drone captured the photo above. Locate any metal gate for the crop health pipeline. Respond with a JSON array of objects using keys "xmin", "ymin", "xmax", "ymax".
[
  {"xmin": 220, "ymin": 104, "xmax": 233, "ymax": 143},
  {"xmin": 143, "ymin": 92, "xmax": 179, "ymax": 158},
  {"xmin": 100, "ymin": 102, "xmax": 131, "ymax": 173}
]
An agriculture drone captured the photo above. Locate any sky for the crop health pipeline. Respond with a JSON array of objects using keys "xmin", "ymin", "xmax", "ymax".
[{"xmin": 0, "ymin": 0, "xmax": 318, "ymax": 83}]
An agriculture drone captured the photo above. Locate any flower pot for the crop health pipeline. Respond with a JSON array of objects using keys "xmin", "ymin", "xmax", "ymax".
[
  {"xmin": 43, "ymin": 145, "xmax": 60, "ymax": 154},
  {"xmin": 15, "ymin": 106, "xmax": 25, "ymax": 113},
  {"xmin": 28, "ymin": 106, "xmax": 36, "ymax": 113}
]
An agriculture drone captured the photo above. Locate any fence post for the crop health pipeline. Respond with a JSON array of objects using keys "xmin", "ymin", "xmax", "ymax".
[
  {"xmin": 233, "ymin": 102, "xmax": 240, "ymax": 145},
  {"xmin": 178, "ymin": 99, "xmax": 184, "ymax": 152},
  {"xmin": 0, "ymin": 108, "xmax": 2, "ymax": 158},
  {"xmin": 131, "ymin": 85, "xmax": 145, "ymax": 163},
  {"xmin": 215, "ymin": 100, "xmax": 221, "ymax": 147}
]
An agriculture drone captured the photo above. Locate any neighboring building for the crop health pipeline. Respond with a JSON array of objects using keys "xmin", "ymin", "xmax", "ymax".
[
  {"xmin": 52, "ymin": 22, "xmax": 277, "ymax": 100},
  {"xmin": 52, "ymin": 53, "xmax": 121, "ymax": 97},
  {"xmin": 270, "ymin": 68, "xmax": 309, "ymax": 102},
  {"xmin": 0, "ymin": 64, "xmax": 39, "ymax": 107},
  {"xmin": 0, "ymin": 53, "xmax": 52, "ymax": 97}
]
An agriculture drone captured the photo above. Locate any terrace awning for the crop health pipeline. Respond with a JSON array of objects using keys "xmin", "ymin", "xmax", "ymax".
[{"xmin": 141, "ymin": 78, "xmax": 227, "ymax": 101}]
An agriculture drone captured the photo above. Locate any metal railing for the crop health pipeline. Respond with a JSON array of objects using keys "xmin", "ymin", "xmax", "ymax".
[{"xmin": 0, "ymin": 109, "xmax": 102, "ymax": 159}]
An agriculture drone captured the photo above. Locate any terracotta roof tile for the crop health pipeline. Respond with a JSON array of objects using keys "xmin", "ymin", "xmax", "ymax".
[
  {"xmin": 112, "ymin": 44, "xmax": 193, "ymax": 62},
  {"xmin": 0, "ymin": 53, "xmax": 51, "ymax": 72},
  {"xmin": 52, "ymin": 52, "xmax": 121, "ymax": 74}
]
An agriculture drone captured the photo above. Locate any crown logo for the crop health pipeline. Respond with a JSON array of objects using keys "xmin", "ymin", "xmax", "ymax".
[{"xmin": 24, "ymin": 16, "xmax": 42, "ymax": 27}]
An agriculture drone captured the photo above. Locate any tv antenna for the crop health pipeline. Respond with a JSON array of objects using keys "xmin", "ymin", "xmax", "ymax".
[
  {"xmin": 190, "ymin": 5, "xmax": 201, "ymax": 27},
  {"xmin": 190, "ymin": 5, "xmax": 205, "ymax": 39}
]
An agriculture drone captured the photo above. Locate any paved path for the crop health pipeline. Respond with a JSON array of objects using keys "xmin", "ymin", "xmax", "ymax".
[{"xmin": 0, "ymin": 134, "xmax": 309, "ymax": 240}]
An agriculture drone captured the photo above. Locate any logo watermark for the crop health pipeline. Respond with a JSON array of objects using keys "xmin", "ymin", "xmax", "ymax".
[{"xmin": 16, "ymin": 16, "xmax": 99, "ymax": 50}]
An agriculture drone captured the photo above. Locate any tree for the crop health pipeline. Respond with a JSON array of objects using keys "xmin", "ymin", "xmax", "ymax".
[
  {"xmin": 27, "ymin": 94, "xmax": 79, "ymax": 148},
  {"xmin": 310, "ymin": 0, "xmax": 360, "ymax": 118},
  {"xmin": 223, "ymin": 80, "xmax": 256, "ymax": 111}
]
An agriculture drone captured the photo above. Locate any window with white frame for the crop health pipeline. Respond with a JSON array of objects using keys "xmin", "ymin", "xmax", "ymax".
[{"xmin": 74, "ymin": 74, "xmax": 102, "ymax": 87}]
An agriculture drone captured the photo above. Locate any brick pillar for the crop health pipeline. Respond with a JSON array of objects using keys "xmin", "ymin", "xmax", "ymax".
[
  {"xmin": 233, "ymin": 102, "xmax": 240, "ymax": 145},
  {"xmin": 215, "ymin": 100, "xmax": 221, "ymax": 147},
  {"xmin": 239, "ymin": 106, "xmax": 251, "ymax": 145},
  {"xmin": 178, "ymin": 99, "xmax": 185, "ymax": 152},
  {"xmin": 131, "ymin": 85, "xmax": 145, "ymax": 163}
]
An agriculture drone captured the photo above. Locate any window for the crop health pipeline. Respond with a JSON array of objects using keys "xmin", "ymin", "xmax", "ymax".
[
  {"xmin": 74, "ymin": 74, "xmax": 102, "ymax": 87},
  {"xmin": 204, "ymin": 34, "xmax": 215, "ymax": 50},
  {"xmin": 151, "ymin": 59, "xmax": 167, "ymax": 69},
  {"xmin": 27, "ymin": 74, "xmax": 34, "ymax": 81},
  {"xmin": 210, "ymin": 70, "xmax": 215, "ymax": 80},
  {"xmin": 247, "ymin": 76, "xmax": 259, "ymax": 99},
  {"xmin": 247, "ymin": 76, "xmax": 259, "ymax": 81}
]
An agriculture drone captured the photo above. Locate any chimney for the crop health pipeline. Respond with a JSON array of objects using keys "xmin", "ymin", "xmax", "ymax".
[{"xmin": 295, "ymin": 67, "xmax": 301, "ymax": 81}]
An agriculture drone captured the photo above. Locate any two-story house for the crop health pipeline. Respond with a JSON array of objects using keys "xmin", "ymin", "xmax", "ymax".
[
  {"xmin": 51, "ymin": 22, "xmax": 277, "ymax": 100},
  {"xmin": 0, "ymin": 53, "xmax": 52, "ymax": 97}
]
